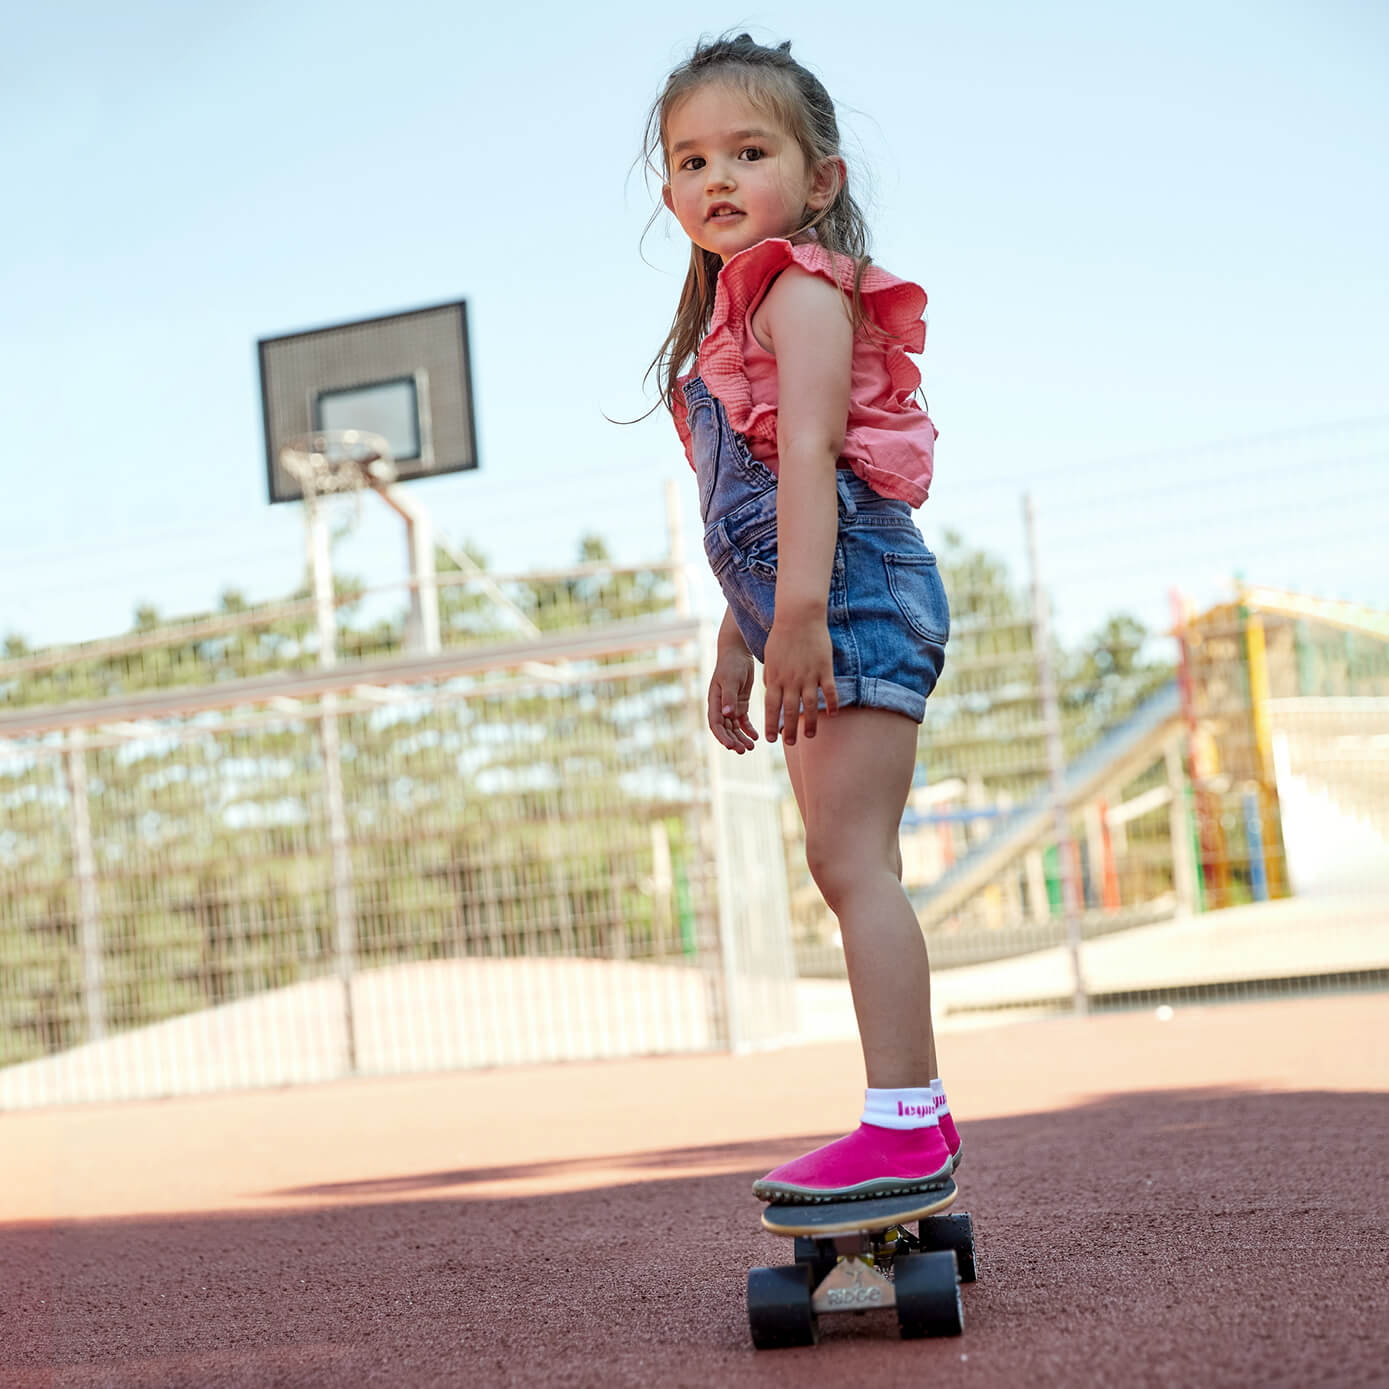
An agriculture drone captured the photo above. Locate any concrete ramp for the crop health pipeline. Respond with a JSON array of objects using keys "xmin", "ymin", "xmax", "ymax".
[{"xmin": 0, "ymin": 956, "xmax": 718, "ymax": 1110}]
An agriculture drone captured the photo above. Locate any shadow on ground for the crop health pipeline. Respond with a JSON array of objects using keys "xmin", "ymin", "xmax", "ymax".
[
  {"xmin": 272, "ymin": 1136, "xmax": 829, "ymax": 1200},
  {"xmin": 4, "ymin": 1089, "xmax": 1387, "ymax": 1388}
]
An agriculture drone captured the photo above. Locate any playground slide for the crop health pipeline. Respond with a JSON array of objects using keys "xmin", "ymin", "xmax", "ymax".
[{"xmin": 907, "ymin": 684, "xmax": 1182, "ymax": 930}]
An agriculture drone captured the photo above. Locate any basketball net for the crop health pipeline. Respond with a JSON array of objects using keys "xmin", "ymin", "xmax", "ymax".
[{"xmin": 279, "ymin": 429, "xmax": 397, "ymax": 527}]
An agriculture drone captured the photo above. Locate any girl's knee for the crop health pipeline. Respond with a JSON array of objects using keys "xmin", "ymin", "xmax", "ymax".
[{"xmin": 804, "ymin": 826, "xmax": 896, "ymax": 911}]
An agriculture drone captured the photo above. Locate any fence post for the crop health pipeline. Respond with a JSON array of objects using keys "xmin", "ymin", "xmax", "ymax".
[
  {"xmin": 1165, "ymin": 738, "xmax": 1198, "ymax": 915},
  {"xmin": 65, "ymin": 729, "xmax": 106, "ymax": 1043},
  {"xmin": 666, "ymin": 478, "xmax": 693, "ymax": 620},
  {"xmin": 319, "ymin": 699, "xmax": 359, "ymax": 1073},
  {"xmin": 1024, "ymin": 494, "xmax": 1087, "ymax": 1014},
  {"xmin": 702, "ymin": 625, "xmax": 745, "ymax": 1053},
  {"xmin": 307, "ymin": 503, "xmax": 359, "ymax": 1075},
  {"xmin": 1025, "ymin": 849, "xmax": 1050, "ymax": 923}
]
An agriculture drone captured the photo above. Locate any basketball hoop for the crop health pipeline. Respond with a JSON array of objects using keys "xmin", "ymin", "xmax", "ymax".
[
  {"xmin": 280, "ymin": 431, "xmax": 399, "ymax": 672},
  {"xmin": 278, "ymin": 428, "xmax": 443, "ymax": 659},
  {"xmin": 279, "ymin": 429, "xmax": 398, "ymax": 506}
]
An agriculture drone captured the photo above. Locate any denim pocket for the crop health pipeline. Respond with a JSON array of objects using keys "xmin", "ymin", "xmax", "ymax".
[
  {"xmin": 883, "ymin": 552, "xmax": 950, "ymax": 644},
  {"xmin": 704, "ymin": 521, "xmax": 776, "ymax": 647},
  {"xmin": 720, "ymin": 490, "xmax": 779, "ymax": 581},
  {"xmin": 734, "ymin": 520, "xmax": 778, "ymax": 581}
]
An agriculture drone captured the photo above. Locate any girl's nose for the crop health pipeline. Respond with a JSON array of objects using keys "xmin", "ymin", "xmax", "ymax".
[{"xmin": 704, "ymin": 159, "xmax": 735, "ymax": 191}]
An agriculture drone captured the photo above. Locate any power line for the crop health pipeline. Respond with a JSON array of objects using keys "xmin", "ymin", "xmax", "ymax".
[
  {"xmin": 1044, "ymin": 522, "xmax": 1388, "ymax": 587},
  {"xmin": 937, "ymin": 447, "xmax": 1387, "ymax": 513},
  {"xmin": 1030, "ymin": 485, "xmax": 1389, "ymax": 548},
  {"xmin": 934, "ymin": 414, "xmax": 1389, "ymax": 497}
]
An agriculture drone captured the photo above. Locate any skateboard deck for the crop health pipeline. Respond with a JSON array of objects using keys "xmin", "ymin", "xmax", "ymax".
[{"xmin": 761, "ymin": 1180, "xmax": 958, "ymax": 1237}]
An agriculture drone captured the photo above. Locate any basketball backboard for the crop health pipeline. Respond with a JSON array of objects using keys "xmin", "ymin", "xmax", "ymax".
[{"xmin": 258, "ymin": 300, "xmax": 478, "ymax": 504}]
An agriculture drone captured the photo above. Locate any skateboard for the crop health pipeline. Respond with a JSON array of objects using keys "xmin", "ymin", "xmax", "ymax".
[{"xmin": 747, "ymin": 1179, "xmax": 977, "ymax": 1349}]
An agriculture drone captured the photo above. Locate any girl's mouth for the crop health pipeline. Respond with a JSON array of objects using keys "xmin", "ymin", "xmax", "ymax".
[{"xmin": 707, "ymin": 204, "xmax": 743, "ymax": 221}]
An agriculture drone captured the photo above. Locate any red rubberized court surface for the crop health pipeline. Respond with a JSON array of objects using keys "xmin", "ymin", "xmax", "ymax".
[{"xmin": 5, "ymin": 993, "xmax": 1388, "ymax": 1387}]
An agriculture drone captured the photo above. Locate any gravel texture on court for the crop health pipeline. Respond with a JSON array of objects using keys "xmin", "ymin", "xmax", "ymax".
[{"xmin": 4, "ymin": 993, "xmax": 1388, "ymax": 1387}]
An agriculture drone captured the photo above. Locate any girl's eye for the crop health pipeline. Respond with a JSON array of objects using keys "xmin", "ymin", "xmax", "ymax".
[
  {"xmin": 680, "ymin": 156, "xmax": 704, "ymax": 172},
  {"xmin": 739, "ymin": 147, "xmax": 764, "ymax": 161}
]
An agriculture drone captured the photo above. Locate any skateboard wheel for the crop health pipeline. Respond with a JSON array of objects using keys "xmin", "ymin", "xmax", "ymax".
[
  {"xmin": 792, "ymin": 1236, "xmax": 838, "ymax": 1286},
  {"xmin": 894, "ymin": 1251, "xmax": 963, "ymax": 1339},
  {"xmin": 747, "ymin": 1264, "xmax": 819, "ymax": 1349},
  {"xmin": 918, "ymin": 1211, "xmax": 977, "ymax": 1283}
]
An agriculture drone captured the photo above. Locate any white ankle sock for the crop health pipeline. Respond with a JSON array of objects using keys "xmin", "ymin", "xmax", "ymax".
[
  {"xmin": 862, "ymin": 1087, "xmax": 941, "ymax": 1131},
  {"xmin": 930, "ymin": 1077, "xmax": 950, "ymax": 1116}
]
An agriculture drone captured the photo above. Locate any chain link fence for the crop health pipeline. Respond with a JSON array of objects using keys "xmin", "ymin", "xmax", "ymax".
[
  {"xmin": 0, "ymin": 546, "xmax": 804, "ymax": 1106},
  {"xmin": 3, "ymin": 518, "xmax": 1387, "ymax": 1107}
]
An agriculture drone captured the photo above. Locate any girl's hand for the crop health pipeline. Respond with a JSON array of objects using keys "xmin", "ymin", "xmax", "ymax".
[
  {"xmin": 708, "ymin": 644, "xmax": 760, "ymax": 754},
  {"xmin": 763, "ymin": 614, "xmax": 838, "ymax": 745}
]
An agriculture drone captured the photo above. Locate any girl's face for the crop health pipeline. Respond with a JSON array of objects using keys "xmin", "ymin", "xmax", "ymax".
[{"xmin": 662, "ymin": 82, "xmax": 838, "ymax": 263}]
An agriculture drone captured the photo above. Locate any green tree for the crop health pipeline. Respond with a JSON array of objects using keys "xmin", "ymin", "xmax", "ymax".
[{"xmin": 1064, "ymin": 612, "xmax": 1174, "ymax": 733}]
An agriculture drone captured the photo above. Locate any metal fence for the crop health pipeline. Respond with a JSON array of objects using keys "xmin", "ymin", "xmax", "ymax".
[
  {"xmin": 0, "ymin": 566, "xmax": 803, "ymax": 1106},
  {"xmin": 3, "ymin": 521, "xmax": 1387, "ymax": 1108}
]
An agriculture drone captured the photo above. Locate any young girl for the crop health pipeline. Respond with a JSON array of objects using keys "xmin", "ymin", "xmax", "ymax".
[{"xmin": 642, "ymin": 33, "xmax": 962, "ymax": 1202}]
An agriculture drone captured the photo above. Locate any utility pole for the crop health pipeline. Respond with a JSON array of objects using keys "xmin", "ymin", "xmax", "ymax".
[{"xmin": 1024, "ymin": 494, "xmax": 1087, "ymax": 1014}]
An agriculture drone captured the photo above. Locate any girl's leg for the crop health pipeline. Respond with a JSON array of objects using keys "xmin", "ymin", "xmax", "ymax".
[
  {"xmin": 782, "ymin": 707, "xmax": 935, "ymax": 1088},
  {"xmin": 784, "ymin": 736, "xmax": 903, "ymax": 883}
]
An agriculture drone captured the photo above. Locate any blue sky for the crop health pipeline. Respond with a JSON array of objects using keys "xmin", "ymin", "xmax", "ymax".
[{"xmin": 3, "ymin": 0, "xmax": 1386, "ymax": 653}]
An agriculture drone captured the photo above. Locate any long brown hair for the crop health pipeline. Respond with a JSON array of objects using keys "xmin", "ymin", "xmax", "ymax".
[{"xmin": 640, "ymin": 33, "xmax": 878, "ymax": 416}]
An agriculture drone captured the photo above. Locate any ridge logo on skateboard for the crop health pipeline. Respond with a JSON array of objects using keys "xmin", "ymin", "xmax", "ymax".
[{"xmin": 748, "ymin": 1179, "xmax": 977, "ymax": 1348}]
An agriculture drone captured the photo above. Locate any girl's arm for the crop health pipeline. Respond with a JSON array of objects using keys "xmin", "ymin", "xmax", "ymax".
[
  {"xmin": 709, "ymin": 604, "xmax": 759, "ymax": 754},
  {"xmin": 717, "ymin": 603, "xmax": 750, "ymax": 653},
  {"xmin": 757, "ymin": 268, "xmax": 854, "ymax": 744}
]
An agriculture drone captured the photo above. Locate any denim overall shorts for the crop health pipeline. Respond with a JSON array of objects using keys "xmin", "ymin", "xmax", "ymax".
[{"xmin": 683, "ymin": 374, "xmax": 949, "ymax": 723}]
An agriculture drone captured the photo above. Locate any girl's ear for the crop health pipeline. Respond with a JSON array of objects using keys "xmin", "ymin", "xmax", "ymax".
[
  {"xmin": 662, "ymin": 184, "xmax": 675, "ymax": 214},
  {"xmin": 807, "ymin": 156, "xmax": 847, "ymax": 212}
]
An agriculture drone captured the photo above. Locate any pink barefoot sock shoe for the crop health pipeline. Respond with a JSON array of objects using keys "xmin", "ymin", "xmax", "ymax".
[
  {"xmin": 931, "ymin": 1080, "xmax": 964, "ymax": 1172},
  {"xmin": 753, "ymin": 1088, "xmax": 954, "ymax": 1203}
]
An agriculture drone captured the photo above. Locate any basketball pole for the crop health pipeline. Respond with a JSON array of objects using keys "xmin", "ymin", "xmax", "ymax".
[
  {"xmin": 307, "ymin": 495, "xmax": 338, "ymax": 669},
  {"xmin": 281, "ymin": 429, "xmax": 456, "ymax": 1076},
  {"xmin": 296, "ymin": 472, "xmax": 360, "ymax": 1075},
  {"xmin": 369, "ymin": 480, "xmax": 441, "ymax": 655}
]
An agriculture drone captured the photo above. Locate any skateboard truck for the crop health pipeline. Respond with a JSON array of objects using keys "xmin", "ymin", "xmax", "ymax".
[{"xmin": 811, "ymin": 1253, "xmax": 895, "ymax": 1313}]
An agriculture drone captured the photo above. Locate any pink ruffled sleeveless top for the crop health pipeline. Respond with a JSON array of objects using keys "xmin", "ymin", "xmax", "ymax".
[{"xmin": 672, "ymin": 238, "xmax": 937, "ymax": 506}]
